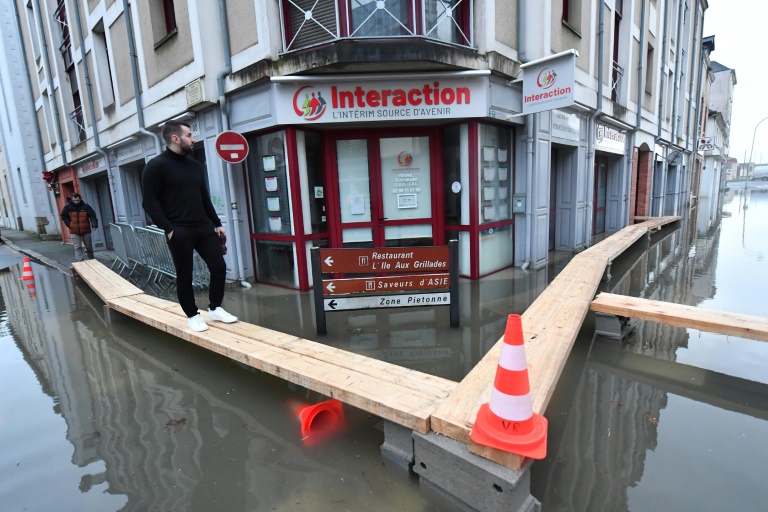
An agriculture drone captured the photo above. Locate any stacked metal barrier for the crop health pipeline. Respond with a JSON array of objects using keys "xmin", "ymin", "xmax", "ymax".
[
  {"xmin": 132, "ymin": 226, "xmax": 210, "ymax": 289},
  {"xmin": 108, "ymin": 223, "xmax": 131, "ymax": 275}
]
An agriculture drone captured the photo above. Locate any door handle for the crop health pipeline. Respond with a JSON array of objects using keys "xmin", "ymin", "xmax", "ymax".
[{"xmin": 378, "ymin": 217, "xmax": 388, "ymax": 226}]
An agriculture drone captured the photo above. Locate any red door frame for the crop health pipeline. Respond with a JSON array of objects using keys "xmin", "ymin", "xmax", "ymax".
[{"xmin": 324, "ymin": 126, "xmax": 445, "ymax": 250}]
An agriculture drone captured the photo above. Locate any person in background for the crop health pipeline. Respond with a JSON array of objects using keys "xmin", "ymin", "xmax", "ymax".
[
  {"xmin": 141, "ymin": 121, "xmax": 238, "ymax": 332},
  {"xmin": 61, "ymin": 193, "xmax": 98, "ymax": 262}
]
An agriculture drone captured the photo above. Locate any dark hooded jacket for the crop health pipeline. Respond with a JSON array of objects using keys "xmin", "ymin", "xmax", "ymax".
[{"xmin": 61, "ymin": 200, "xmax": 98, "ymax": 235}]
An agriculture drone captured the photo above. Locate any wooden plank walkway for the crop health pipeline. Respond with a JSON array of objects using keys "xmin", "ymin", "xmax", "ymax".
[
  {"xmin": 74, "ymin": 217, "xmax": 680, "ymax": 471},
  {"xmin": 431, "ymin": 217, "xmax": 680, "ymax": 469},
  {"xmin": 73, "ymin": 260, "xmax": 457, "ymax": 434},
  {"xmin": 591, "ymin": 292, "xmax": 768, "ymax": 342}
]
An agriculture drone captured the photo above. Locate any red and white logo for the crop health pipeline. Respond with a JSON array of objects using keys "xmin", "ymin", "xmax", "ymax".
[
  {"xmin": 293, "ymin": 86, "xmax": 327, "ymax": 121},
  {"xmin": 215, "ymin": 131, "xmax": 249, "ymax": 164},
  {"xmin": 536, "ymin": 68, "xmax": 558, "ymax": 89},
  {"xmin": 397, "ymin": 151, "xmax": 413, "ymax": 166}
]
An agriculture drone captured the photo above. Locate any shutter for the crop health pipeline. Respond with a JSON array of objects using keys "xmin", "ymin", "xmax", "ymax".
[{"xmin": 286, "ymin": 0, "xmax": 338, "ymax": 51}]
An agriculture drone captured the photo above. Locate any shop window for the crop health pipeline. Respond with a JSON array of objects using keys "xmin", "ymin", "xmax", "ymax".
[
  {"xmin": 254, "ymin": 240, "xmax": 296, "ymax": 287},
  {"xmin": 246, "ymin": 131, "xmax": 292, "ymax": 236},
  {"xmin": 478, "ymin": 123, "xmax": 512, "ymax": 224}
]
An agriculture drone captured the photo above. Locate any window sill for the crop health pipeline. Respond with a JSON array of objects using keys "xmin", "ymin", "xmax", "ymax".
[
  {"xmin": 154, "ymin": 28, "xmax": 177, "ymax": 50},
  {"xmin": 561, "ymin": 19, "xmax": 582, "ymax": 38}
]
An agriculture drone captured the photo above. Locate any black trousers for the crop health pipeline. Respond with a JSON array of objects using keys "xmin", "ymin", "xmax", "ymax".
[{"xmin": 167, "ymin": 223, "xmax": 227, "ymax": 317}]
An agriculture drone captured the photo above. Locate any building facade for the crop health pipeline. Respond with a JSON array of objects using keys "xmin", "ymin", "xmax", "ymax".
[{"xmin": 0, "ymin": 0, "xmax": 721, "ymax": 290}]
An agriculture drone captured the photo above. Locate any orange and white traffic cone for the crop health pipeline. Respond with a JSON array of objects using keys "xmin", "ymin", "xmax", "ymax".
[
  {"xmin": 288, "ymin": 398, "xmax": 345, "ymax": 446},
  {"xmin": 470, "ymin": 314, "xmax": 547, "ymax": 459},
  {"xmin": 20, "ymin": 257, "xmax": 36, "ymax": 298},
  {"xmin": 21, "ymin": 257, "xmax": 34, "ymax": 281}
]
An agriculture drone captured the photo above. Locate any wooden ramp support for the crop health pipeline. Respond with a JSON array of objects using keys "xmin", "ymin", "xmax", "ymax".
[
  {"xmin": 73, "ymin": 260, "xmax": 457, "ymax": 434},
  {"xmin": 591, "ymin": 292, "xmax": 768, "ymax": 342}
]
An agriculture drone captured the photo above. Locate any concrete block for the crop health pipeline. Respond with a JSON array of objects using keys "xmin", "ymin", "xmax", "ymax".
[
  {"xmin": 380, "ymin": 420, "xmax": 414, "ymax": 471},
  {"xmin": 413, "ymin": 431, "xmax": 539, "ymax": 512},
  {"xmin": 594, "ymin": 312, "xmax": 634, "ymax": 340}
]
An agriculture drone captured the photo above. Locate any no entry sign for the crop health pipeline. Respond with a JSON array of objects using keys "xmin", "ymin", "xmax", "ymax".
[{"xmin": 215, "ymin": 131, "xmax": 249, "ymax": 164}]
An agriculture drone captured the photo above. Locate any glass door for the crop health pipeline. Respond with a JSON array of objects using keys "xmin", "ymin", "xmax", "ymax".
[
  {"xmin": 333, "ymin": 134, "xmax": 435, "ymax": 249},
  {"xmin": 593, "ymin": 159, "xmax": 607, "ymax": 235},
  {"xmin": 378, "ymin": 136, "xmax": 433, "ymax": 247}
]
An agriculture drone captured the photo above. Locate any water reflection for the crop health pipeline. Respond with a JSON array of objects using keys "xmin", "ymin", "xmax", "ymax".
[
  {"xmin": 0, "ymin": 261, "xmax": 462, "ymax": 511},
  {"xmin": 534, "ymin": 190, "xmax": 768, "ymax": 510}
]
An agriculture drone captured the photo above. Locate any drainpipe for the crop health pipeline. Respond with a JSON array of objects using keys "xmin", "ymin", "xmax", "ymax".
[
  {"xmin": 626, "ymin": 0, "xmax": 648, "ymax": 224},
  {"xmin": 517, "ymin": 0, "xmax": 531, "ymax": 269},
  {"xmin": 216, "ymin": 0, "xmax": 249, "ymax": 288},
  {"xmin": 690, "ymin": 17, "xmax": 706, "ymax": 201},
  {"xmin": 521, "ymin": 116, "xmax": 533, "ymax": 270},
  {"xmin": 11, "ymin": 0, "xmax": 58, "ymax": 232},
  {"xmin": 653, "ymin": 0, "xmax": 672, "ymax": 217},
  {"xmin": 684, "ymin": 2, "xmax": 700, "ymax": 147},
  {"xmin": 586, "ymin": 0, "xmax": 605, "ymax": 247},
  {"xmin": 518, "ymin": 0, "xmax": 526, "ymax": 63},
  {"xmin": 121, "ymin": 0, "xmax": 162, "ymax": 153},
  {"xmin": 670, "ymin": 0, "xmax": 686, "ymax": 142},
  {"xmin": 656, "ymin": 0, "xmax": 670, "ymax": 141},
  {"xmin": 71, "ymin": 0, "xmax": 115, "ymax": 207},
  {"xmin": 33, "ymin": 0, "xmax": 67, "ymax": 166}
]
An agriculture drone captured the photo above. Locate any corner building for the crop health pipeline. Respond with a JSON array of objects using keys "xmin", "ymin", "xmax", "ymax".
[{"xmin": 3, "ymin": 0, "xmax": 713, "ymax": 291}]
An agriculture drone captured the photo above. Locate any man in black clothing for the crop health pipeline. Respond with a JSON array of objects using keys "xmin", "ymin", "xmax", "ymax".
[
  {"xmin": 142, "ymin": 121, "xmax": 238, "ymax": 332},
  {"xmin": 61, "ymin": 193, "xmax": 98, "ymax": 262}
]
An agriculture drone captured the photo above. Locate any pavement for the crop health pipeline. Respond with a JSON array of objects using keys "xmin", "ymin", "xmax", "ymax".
[{"xmin": 0, "ymin": 227, "xmax": 117, "ymax": 275}]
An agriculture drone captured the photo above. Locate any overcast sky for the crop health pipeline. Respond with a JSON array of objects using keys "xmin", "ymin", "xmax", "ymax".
[{"xmin": 703, "ymin": 1, "xmax": 768, "ymax": 163}]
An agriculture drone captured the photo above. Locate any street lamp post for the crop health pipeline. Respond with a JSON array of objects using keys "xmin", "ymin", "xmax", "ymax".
[{"xmin": 746, "ymin": 116, "xmax": 768, "ymax": 190}]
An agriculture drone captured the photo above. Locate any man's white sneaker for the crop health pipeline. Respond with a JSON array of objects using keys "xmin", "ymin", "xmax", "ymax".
[
  {"xmin": 208, "ymin": 307, "xmax": 238, "ymax": 323},
  {"xmin": 188, "ymin": 314, "xmax": 209, "ymax": 332}
]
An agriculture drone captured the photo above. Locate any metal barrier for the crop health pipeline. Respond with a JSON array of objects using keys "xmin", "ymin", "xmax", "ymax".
[
  {"xmin": 133, "ymin": 226, "xmax": 210, "ymax": 289},
  {"xmin": 115, "ymin": 222, "xmax": 146, "ymax": 277},
  {"xmin": 108, "ymin": 223, "xmax": 131, "ymax": 276}
]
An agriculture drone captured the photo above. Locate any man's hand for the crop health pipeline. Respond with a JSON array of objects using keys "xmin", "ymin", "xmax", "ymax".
[
  {"xmin": 167, "ymin": 231, "xmax": 174, "ymax": 240},
  {"xmin": 92, "ymin": 226, "xmax": 97, "ymax": 231},
  {"xmin": 216, "ymin": 226, "xmax": 226, "ymax": 237}
]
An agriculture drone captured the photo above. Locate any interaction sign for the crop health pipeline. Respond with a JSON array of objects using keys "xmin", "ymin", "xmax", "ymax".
[
  {"xmin": 274, "ymin": 75, "xmax": 489, "ymax": 124},
  {"xmin": 521, "ymin": 50, "xmax": 578, "ymax": 115},
  {"xmin": 311, "ymin": 243, "xmax": 459, "ymax": 334}
]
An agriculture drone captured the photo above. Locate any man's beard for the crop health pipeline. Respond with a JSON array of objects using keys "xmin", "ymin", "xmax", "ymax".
[{"xmin": 180, "ymin": 143, "xmax": 194, "ymax": 155}]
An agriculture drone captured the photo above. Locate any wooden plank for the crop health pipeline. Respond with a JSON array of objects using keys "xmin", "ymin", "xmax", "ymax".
[
  {"xmin": 108, "ymin": 295, "xmax": 456, "ymax": 433},
  {"xmin": 431, "ymin": 249, "xmax": 607, "ymax": 469},
  {"xmin": 73, "ymin": 260, "xmax": 143, "ymax": 302},
  {"xmin": 127, "ymin": 294, "xmax": 457, "ymax": 399},
  {"xmin": 591, "ymin": 293, "xmax": 768, "ymax": 342}
]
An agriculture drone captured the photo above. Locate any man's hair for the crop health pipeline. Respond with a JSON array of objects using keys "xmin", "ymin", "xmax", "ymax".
[
  {"xmin": 162, "ymin": 121, "xmax": 190, "ymax": 145},
  {"xmin": 71, "ymin": 193, "xmax": 82, "ymax": 200}
]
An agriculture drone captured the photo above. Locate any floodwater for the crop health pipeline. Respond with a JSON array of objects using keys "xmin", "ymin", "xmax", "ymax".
[{"xmin": 1, "ymin": 185, "xmax": 767, "ymax": 511}]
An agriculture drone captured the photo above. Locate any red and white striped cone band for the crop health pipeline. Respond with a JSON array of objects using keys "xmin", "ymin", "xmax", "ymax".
[{"xmin": 489, "ymin": 343, "xmax": 533, "ymax": 422}]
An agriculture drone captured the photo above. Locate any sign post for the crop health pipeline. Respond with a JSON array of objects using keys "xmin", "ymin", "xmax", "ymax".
[
  {"xmin": 215, "ymin": 131, "xmax": 249, "ymax": 164},
  {"xmin": 312, "ymin": 241, "xmax": 459, "ymax": 334}
]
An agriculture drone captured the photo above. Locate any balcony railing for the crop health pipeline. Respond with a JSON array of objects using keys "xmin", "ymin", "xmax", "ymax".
[
  {"xmin": 280, "ymin": 0, "xmax": 473, "ymax": 53},
  {"xmin": 69, "ymin": 106, "xmax": 86, "ymax": 144},
  {"xmin": 611, "ymin": 61, "xmax": 624, "ymax": 103}
]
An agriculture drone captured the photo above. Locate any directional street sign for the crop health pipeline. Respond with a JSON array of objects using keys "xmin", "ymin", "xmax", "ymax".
[
  {"xmin": 319, "ymin": 247, "xmax": 449, "ymax": 274},
  {"xmin": 322, "ymin": 274, "xmax": 450, "ymax": 295},
  {"xmin": 324, "ymin": 293, "xmax": 450, "ymax": 311},
  {"xmin": 215, "ymin": 131, "xmax": 249, "ymax": 164}
]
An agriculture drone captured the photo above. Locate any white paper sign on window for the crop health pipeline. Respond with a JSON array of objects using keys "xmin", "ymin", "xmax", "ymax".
[
  {"xmin": 267, "ymin": 197, "xmax": 280, "ymax": 211},
  {"xmin": 350, "ymin": 194, "xmax": 366, "ymax": 215},
  {"xmin": 397, "ymin": 194, "xmax": 417, "ymax": 209},
  {"xmin": 265, "ymin": 176, "xmax": 278, "ymax": 192}
]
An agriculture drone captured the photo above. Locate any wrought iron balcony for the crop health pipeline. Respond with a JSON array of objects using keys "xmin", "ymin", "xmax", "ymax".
[
  {"xmin": 611, "ymin": 61, "xmax": 624, "ymax": 103},
  {"xmin": 69, "ymin": 106, "xmax": 86, "ymax": 144},
  {"xmin": 280, "ymin": 0, "xmax": 473, "ymax": 53}
]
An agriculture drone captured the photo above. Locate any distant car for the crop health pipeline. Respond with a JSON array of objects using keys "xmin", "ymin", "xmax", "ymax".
[{"xmin": 755, "ymin": 166, "xmax": 768, "ymax": 181}]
